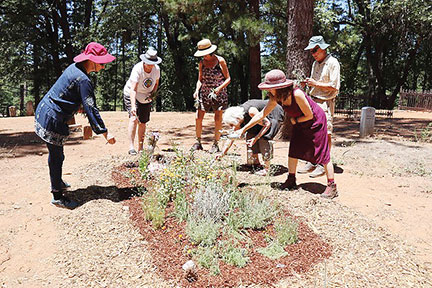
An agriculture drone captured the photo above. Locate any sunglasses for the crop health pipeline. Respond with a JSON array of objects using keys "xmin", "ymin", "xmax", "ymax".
[{"xmin": 310, "ymin": 47, "xmax": 319, "ymax": 54}]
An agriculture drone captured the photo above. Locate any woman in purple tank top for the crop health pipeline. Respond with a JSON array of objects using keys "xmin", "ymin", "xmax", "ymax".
[{"xmin": 236, "ymin": 69, "xmax": 338, "ymax": 199}]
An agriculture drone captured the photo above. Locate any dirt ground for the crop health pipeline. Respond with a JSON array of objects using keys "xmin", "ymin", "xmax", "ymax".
[{"xmin": 0, "ymin": 110, "xmax": 431, "ymax": 287}]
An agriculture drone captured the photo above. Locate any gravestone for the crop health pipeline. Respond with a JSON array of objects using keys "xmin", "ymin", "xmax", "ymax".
[
  {"xmin": 25, "ymin": 101, "xmax": 34, "ymax": 116},
  {"xmin": 359, "ymin": 106, "xmax": 376, "ymax": 138}
]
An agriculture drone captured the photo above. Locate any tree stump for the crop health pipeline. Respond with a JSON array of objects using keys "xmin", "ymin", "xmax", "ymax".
[{"xmin": 83, "ymin": 125, "xmax": 92, "ymax": 140}]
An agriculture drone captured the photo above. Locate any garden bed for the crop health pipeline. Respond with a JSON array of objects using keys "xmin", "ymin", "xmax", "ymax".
[{"xmin": 112, "ymin": 150, "xmax": 332, "ymax": 287}]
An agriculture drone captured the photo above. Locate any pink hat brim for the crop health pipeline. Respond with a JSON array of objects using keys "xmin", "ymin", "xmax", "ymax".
[
  {"xmin": 258, "ymin": 80, "xmax": 294, "ymax": 90},
  {"xmin": 73, "ymin": 53, "xmax": 116, "ymax": 64}
]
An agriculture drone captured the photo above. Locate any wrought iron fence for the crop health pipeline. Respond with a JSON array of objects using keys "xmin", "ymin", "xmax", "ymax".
[
  {"xmin": 335, "ymin": 96, "xmax": 393, "ymax": 118},
  {"xmin": 399, "ymin": 89, "xmax": 432, "ymax": 111}
]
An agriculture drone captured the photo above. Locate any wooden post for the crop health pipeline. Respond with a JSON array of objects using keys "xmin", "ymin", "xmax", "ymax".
[
  {"xmin": 83, "ymin": 125, "xmax": 92, "ymax": 140},
  {"xmin": 20, "ymin": 84, "xmax": 25, "ymax": 116}
]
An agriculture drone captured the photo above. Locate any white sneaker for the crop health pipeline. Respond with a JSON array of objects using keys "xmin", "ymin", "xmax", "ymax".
[
  {"xmin": 298, "ymin": 162, "xmax": 316, "ymax": 174},
  {"xmin": 309, "ymin": 165, "xmax": 325, "ymax": 178}
]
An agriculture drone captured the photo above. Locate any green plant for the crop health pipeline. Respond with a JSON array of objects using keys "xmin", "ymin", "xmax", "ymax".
[
  {"xmin": 218, "ymin": 240, "xmax": 249, "ymax": 268},
  {"xmin": 191, "ymin": 182, "xmax": 230, "ymax": 222},
  {"xmin": 172, "ymin": 190, "xmax": 189, "ymax": 222},
  {"xmin": 141, "ymin": 195, "xmax": 165, "ymax": 229},
  {"xmin": 236, "ymin": 193, "xmax": 278, "ymax": 230},
  {"xmin": 257, "ymin": 241, "xmax": 288, "ymax": 260},
  {"xmin": 274, "ymin": 217, "xmax": 298, "ymax": 246},
  {"xmin": 139, "ymin": 150, "xmax": 151, "ymax": 179},
  {"xmin": 414, "ymin": 122, "xmax": 432, "ymax": 143},
  {"xmin": 186, "ymin": 218, "xmax": 221, "ymax": 247},
  {"xmin": 194, "ymin": 246, "xmax": 220, "ymax": 275}
]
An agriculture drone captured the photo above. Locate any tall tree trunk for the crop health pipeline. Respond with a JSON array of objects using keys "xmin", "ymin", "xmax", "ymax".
[
  {"xmin": 286, "ymin": 0, "xmax": 314, "ymax": 79},
  {"xmin": 161, "ymin": 12, "xmax": 192, "ymax": 110},
  {"xmin": 156, "ymin": 12, "xmax": 163, "ymax": 112},
  {"xmin": 32, "ymin": 44, "xmax": 41, "ymax": 105},
  {"xmin": 54, "ymin": 0, "xmax": 74, "ymax": 63},
  {"xmin": 84, "ymin": 0, "xmax": 93, "ymax": 28},
  {"xmin": 248, "ymin": 0, "xmax": 261, "ymax": 99},
  {"xmin": 280, "ymin": 0, "xmax": 314, "ymax": 140}
]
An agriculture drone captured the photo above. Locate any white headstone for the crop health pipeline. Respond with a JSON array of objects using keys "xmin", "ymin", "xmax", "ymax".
[{"xmin": 360, "ymin": 106, "xmax": 376, "ymax": 137}]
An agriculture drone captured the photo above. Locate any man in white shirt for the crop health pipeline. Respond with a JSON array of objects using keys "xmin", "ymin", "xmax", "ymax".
[
  {"xmin": 123, "ymin": 48, "xmax": 162, "ymax": 155},
  {"xmin": 300, "ymin": 36, "xmax": 340, "ymax": 178}
]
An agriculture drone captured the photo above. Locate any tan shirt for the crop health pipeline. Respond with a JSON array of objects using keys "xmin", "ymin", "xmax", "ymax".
[{"xmin": 309, "ymin": 54, "xmax": 340, "ymax": 101}]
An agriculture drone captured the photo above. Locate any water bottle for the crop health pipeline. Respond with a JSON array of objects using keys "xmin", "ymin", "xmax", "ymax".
[{"xmin": 247, "ymin": 147, "xmax": 254, "ymax": 165}]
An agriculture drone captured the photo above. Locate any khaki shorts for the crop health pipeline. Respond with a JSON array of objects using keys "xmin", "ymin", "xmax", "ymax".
[{"xmin": 312, "ymin": 97, "xmax": 335, "ymax": 135}]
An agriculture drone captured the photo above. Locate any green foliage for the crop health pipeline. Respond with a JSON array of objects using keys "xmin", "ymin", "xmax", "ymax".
[
  {"xmin": 274, "ymin": 217, "xmax": 298, "ymax": 246},
  {"xmin": 193, "ymin": 246, "xmax": 220, "ymax": 275},
  {"xmin": 138, "ymin": 150, "xmax": 151, "ymax": 180},
  {"xmin": 186, "ymin": 218, "xmax": 221, "ymax": 247},
  {"xmin": 235, "ymin": 192, "xmax": 278, "ymax": 230},
  {"xmin": 414, "ymin": 123, "xmax": 432, "ymax": 143},
  {"xmin": 172, "ymin": 190, "xmax": 189, "ymax": 222},
  {"xmin": 257, "ymin": 241, "xmax": 288, "ymax": 260},
  {"xmin": 218, "ymin": 240, "xmax": 250, "ymax": 268},
  {"xmin": 141, "ymin": 194, "xmax": 165, "ymax": 229}
]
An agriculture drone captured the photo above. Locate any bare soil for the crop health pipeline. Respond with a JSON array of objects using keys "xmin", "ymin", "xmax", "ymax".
[{"xmin": 1, "ymin": 110, "xmax": 431, "ymax": 287}]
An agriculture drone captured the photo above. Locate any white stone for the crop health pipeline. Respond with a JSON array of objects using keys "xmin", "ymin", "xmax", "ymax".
[
  {"xmin": 359, "ymin": 106, "xmax": 376, "ymax": 138},
  {"xmin": 182, "ymin": 260, "xmax": 195, "ymax": 271}
]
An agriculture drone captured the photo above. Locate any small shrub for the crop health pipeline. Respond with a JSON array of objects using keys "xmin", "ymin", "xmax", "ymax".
[
  {"xmin": 173, "ymin": 190, "xmax": 189, "ymax": 222},
  {"xmin": 414, "ymin": 122, "xmax": 432, "ymax": 143},
  {"xmin": 218, "ymin": 240, "xmax": 249, "ymax": 268},
  {"xmin": 191, "ymin": 182, "xmax": 230, "ymax": 222},
  {"xmin": 274, "ymin": 217, "xmax": 298, "ymax": 246},
  {"xmin": 194, "ymin": 246, "xmax": 220, "ymax": 275},
  {"xmin": 257, "ymin": 241, "xmax": 288, "ymax": 260},
  {"xmin": 138, "ymin": 150, "xmax": 151, "ymax": 179},
  {"xmin": 186, "ymin": 218, "xmax": 221, "ymax": 247},
  {"xmin": 142, "ymin": 195, "xmax": 165, "ymax": 229},
  {"xmin": 237, "ymin": 193, "xmax": 278, "ymax": 230}
]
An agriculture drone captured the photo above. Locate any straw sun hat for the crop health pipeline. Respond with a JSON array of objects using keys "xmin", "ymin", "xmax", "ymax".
[{"xmin": 194, "ymin": 39, "xmax": 217, "ymax": 57}]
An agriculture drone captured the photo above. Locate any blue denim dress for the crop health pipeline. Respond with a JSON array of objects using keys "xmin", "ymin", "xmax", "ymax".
[{"xmin": 35, "ymin": 63, "xmax": 107, "ymax": 146}]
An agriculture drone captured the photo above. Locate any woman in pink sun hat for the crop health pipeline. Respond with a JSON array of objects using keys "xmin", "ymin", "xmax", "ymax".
[
  {"xmin": 235, "ymin": 69, "xmax": 338, "ymax": 199},
  {"xmin": 35, "ymin": 42, "xmax": 116, "ymax": 209}
]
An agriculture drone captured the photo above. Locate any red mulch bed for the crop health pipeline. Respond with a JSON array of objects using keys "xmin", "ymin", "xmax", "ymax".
[{"xmin": 112, "ymin": 162, "xmax": 332, "ymax": 287}]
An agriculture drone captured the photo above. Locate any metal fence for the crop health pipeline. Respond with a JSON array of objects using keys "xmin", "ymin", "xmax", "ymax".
[
  {"xmin": 398, "ymin": 89, "xmax": 432, "ymax": 111},
  {"xmin": 334, "ymin": 96, "xmax": 393, "ymax": 118}
]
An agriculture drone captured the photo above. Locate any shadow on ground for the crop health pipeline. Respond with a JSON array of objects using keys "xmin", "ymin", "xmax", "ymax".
[
  {"xmin": 63, "ymin": 185, "xmax": 144, "ymax": 209},
  {"xmin": 334, "ymin": 117, "xmax": 432, "ymax": 141},
  {"xmin": 0, "ymin": 131, "xmax": 84, "ymax": 158},
  {"xmin": 236, "ymin": 163, "xmax": 288, "ymax": 176}
]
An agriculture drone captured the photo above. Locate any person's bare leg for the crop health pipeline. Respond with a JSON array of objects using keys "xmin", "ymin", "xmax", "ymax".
[
  {"xmin": 214, "ymin": 110, "xmax": 223, "ymax": 142},
  {"xmin": 324, "ymin": 160, "xmax": 335, "ymax": 180},
  {"xmin": 263, "ymin": 159, "xmax": 270, "ymax": 171},
  {"xmin": 128, "ymin": 116, "xmax": 138, "ymax": 151},
  {"xmin": 137, "ymin": 122, "xmax": 146, "ymax": 151},
  {"xmin": 288, "ymin": 157, "xmax": 298, "ymax": 174},
  {"xmin": 195, "ymin": 109, "xmax": 205, "ymax": 139}
]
